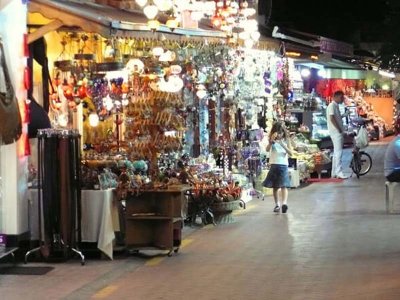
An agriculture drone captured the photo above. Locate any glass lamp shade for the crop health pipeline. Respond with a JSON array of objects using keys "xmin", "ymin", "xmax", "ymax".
[
  {"xmin": 250, "ymin": 31, "xmax": 261, "ymax": 41},
  {"xmin": 166, "ymin": 18, "xmax": 179, "ymax": 31},
  {"xmin": 88, "ymin": 113, "xmax": 99, "ymax": 127},
  {"xmin": 244, "ymin": 39, "xmax": 254, "ymax": 49},
  {"xmin": 196, "ymin": 89, "xmax": 207, "ymax": 99},
  {"xmin": 301, "ymin": 68, "xmax": 311, "ymax": 78},
  {"xmin": 135, "ymin": 0, "xmax": 147, "ymax": 7},
  {"xmin": 238, "ymin": 31, "xmax": 250, "ymax": 40},
  {"xmin": 170, "ymin": 65, "xmax": 182, "ymax": 74},
  {"xmin": 243, "ymin": 19, "xmax": 258, "ymax": 32},
  {"xmin": 166, "ymin": 76, "xmax": 184, "ymax": 93},
  {"xmin": 243, "ymin": 7, "xmax": 256, "ymax": 17},
  {"xmin": 153, "ymin": 0, "xmax": 172, "ymax": 11},
  {"xmin": 143, "ymin": 5, "xmax": 159, "ymax": 19},
  {"xmin": 103, "ymin": 96, "xmax": 114, "ymax": 111},
  {"xmin": 191, "ymin": 11, "xmax": 204, "ymax": 21},
  {"xmin": 147, "ymin": 19, "xmax": 160, "ymax": 31},
  {"xmin": 152, "ymin": 46, "xmax": 164, "ymax": 56},
  {"xmin": 211, "ymin": 15, "xmax": 222, "ymax": 28}
]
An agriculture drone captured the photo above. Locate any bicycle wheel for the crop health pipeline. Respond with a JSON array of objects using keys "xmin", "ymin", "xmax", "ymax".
[
  {"xmin": 358, "ymin": 152, "xmax": 372, "ymax": 176},
  {"xmin": 351, "ymin": 153, "xmax": 361, "ymax": 178}
]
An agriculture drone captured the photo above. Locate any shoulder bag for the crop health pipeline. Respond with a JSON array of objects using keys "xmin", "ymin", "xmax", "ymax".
[{"xmin": 0, "ymin": 38, "xmax": 22, "ymax": 145}]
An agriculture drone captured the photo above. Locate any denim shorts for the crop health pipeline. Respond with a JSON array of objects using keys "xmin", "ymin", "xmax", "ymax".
[{"xmin": 262, "ymin": 164, "xmax": 290, "ymax": 188}]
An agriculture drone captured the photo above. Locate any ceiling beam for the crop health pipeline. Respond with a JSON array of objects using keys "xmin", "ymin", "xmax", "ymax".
[
  {"xmin": 27, "ymin": 19, "xmax": 63, "ymax": 44},
  {"xmin": 0, "ymin": 0, "xmax": 13, "ymax": 10}
]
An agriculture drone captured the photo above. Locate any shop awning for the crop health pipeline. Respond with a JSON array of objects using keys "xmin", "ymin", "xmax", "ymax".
[
  {"xmin": 295, "ymin": 59, "xmax": 366, "ymax": 80},
  {"xmin": 295, "ymin": 58, "xmax": 367, "ymax": 79},
  {"xmin": 28, "ymin": 0, "xmax": 226, "ymax": 43},
  {"xmin": 272, "ymin": 26, "xmax": 354, "ymax": 58},
  {"xmin": 296, "ymin": 58, "xmax": 363, "ymax": 70}
]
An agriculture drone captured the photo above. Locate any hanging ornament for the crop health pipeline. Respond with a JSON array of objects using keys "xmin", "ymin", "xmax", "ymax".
[{"xmin": 24, "ymin": 66, "xmax": 31, "ymax": 90}]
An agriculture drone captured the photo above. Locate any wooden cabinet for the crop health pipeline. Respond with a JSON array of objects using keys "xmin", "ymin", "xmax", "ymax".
[{"xmin": 125, "ymin": 188, "xmax": 186, "ymax": 255}]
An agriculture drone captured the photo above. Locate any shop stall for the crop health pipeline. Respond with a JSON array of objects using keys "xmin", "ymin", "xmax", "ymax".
[{"xmin": 23, "ymin": 0, "xmax": 290, "ymax": 257}]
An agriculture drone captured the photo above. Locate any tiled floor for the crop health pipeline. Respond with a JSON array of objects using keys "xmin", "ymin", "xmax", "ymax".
[{"xmin": 2, "ymin": 139, "xmax": 400, "ymax": 300}]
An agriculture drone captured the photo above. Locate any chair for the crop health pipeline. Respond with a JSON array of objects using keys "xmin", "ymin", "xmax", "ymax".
[{"xmin": 385, "ymin": 181, "xmax": 400, "ymax": 213}]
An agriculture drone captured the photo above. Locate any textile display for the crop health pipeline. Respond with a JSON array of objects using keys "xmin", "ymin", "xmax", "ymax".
[{"xmin": 37, "ymin": 129, "xmax": 81, "ymax": 260}]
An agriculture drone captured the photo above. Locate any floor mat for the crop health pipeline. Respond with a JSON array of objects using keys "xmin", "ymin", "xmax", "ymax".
[
  {"xmin": 0, "ymin": 266, "xmax": 54, "ymax": 275},
  {"xmin": 306, "ymin": 178, "xmax": 344, "ymax": 183}
]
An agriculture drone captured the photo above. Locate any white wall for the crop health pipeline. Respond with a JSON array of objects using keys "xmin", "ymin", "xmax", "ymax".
[{"xmin": 0, "ymin": 0, "xmax": 28, "ymax": 235}]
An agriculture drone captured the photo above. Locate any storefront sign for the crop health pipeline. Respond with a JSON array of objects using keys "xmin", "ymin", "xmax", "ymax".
[{"xmin": 320, "ymin": 37, "xmax": 353, "ymax": 57}]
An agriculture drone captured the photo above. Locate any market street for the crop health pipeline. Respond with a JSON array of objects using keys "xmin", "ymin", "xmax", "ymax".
[{"xmin": 2, "ymin": 140, "xmax": 400, "ymax": 300}]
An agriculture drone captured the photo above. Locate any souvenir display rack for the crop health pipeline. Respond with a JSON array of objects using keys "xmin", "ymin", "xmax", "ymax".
[{"xmin": 25, "ymin": 129, "xmax": 85, "ymax": 265}]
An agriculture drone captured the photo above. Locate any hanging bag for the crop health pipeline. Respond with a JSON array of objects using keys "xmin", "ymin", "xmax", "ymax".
[
  {"xmin": 355, "ymin": 126, "xmax": 369, "ymax": 149},
  {"xmin": 0, "ymin": 39, "xmax": 22, "ymax": 144}
]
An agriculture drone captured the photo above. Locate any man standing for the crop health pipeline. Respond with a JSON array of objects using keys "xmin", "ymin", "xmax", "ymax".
[
  {"xmin": 326, "ymin": 90, "xmax": 348, "ymax": 179},
  {"xmin": 384, "ymin": 116, "xmax": 400, "ymax": 182}
]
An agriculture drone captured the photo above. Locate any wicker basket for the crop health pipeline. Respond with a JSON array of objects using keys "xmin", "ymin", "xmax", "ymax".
[{"xmin": 210, "ymin": 200, "xmax": 242, "ymax": 224}]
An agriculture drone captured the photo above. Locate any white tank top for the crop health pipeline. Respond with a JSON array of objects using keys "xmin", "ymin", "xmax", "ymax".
[{"xmin": 269, "ymin": 142, "xmax": 288, "ymax": 166}]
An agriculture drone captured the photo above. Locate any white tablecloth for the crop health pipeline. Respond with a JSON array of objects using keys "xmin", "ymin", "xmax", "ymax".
[
  {"xmin": 28, "ymin": 189, "xmax": 118, "ymax": 260},
  {"xmin": 81, "ymin": 189, "xmax": 118, "ymax": 260}
]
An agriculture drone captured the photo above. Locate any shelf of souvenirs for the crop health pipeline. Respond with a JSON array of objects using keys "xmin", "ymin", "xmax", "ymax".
[{"xmin": 363, "ymin": 89, "xmax": 392, "ymax": 98}]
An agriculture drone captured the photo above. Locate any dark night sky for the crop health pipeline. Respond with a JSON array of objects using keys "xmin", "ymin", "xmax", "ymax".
[
  {"xmin": 261, "ymin": 0, "xmax": 395, "ymax": 46},
  {"xmin": 257, "ymin": 0, "xmax": 400, "ymax": 67}
]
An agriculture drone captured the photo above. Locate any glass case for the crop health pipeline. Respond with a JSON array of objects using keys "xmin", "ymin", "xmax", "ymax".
[{"xmin": 312, "ymin": 111, "xmax": 329, "ymax": 139}]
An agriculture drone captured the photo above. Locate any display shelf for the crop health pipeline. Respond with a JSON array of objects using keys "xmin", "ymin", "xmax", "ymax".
[
  {"xmin": 127, "ymin": 216, "xmax": 172, "ymax": 220},
  {"xmin": 124, "ymin": 189, "xmax": 186, "ymax": 255}
]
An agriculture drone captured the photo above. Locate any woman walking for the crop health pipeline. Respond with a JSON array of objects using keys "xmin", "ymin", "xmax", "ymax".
[{"xmin": 263, "ymin": 121, "xmax": 293, "ymax": 213}]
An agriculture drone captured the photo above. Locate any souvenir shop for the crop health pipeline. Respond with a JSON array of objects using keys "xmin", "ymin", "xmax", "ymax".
[
  {"xmin": 282, "ymin": 50, "xmax": 397, "ymax": 180},
  {"xmin": 0, "ymin": 0, "xmax": 375, "ymax": 261},
  {"xmin": 24, "ymin": 0, "xmax": 287, "ymax": 260}
]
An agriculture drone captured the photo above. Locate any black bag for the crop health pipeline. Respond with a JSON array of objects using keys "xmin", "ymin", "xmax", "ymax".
[{"xmin": 0, "ymin": 38, "xmax": 22, "ymax": 145}]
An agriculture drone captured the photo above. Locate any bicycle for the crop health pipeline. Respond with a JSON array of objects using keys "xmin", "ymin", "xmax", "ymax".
[{"xmin": 349, "ymin": 119, "xmax": 373, "ymax": 178}]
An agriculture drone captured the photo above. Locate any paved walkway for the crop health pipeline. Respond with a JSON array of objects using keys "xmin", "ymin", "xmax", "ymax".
[{"xmin": 2, "ymin": 140, "xmax": 400, "ymax": 300}]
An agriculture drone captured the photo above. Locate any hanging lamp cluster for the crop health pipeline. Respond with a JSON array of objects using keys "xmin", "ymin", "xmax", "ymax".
[
  {"xmin": 211, "ymin": 0, "xmax": 259, "ymax": 48},
  {"xmin": 136, "ymin": 0, "xmax": 259, "ymax": 47},
  {"xmin": 136, "ymin": 0, "xmax": 176, "ymax": 31}
]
